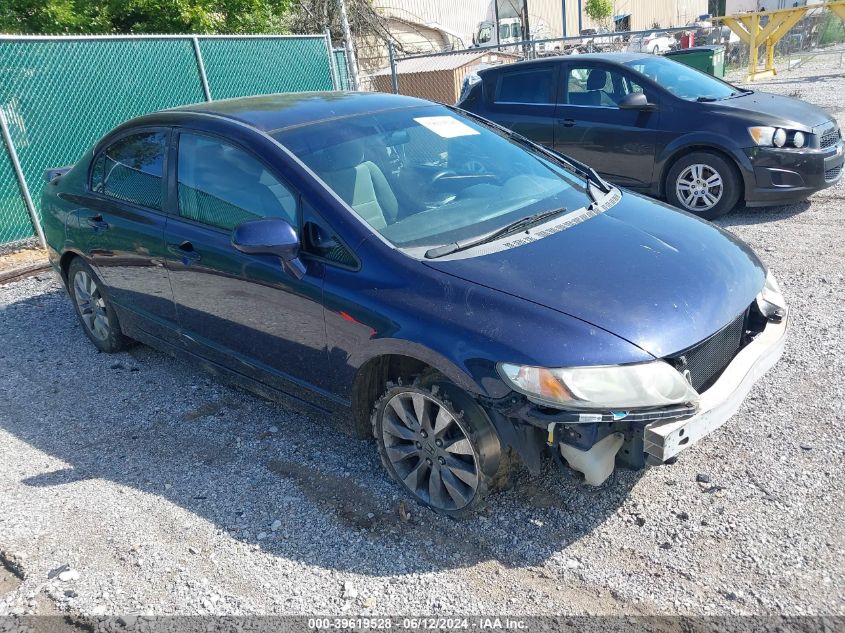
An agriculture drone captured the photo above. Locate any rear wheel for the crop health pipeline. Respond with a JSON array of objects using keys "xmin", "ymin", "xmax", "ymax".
[
  {"xmin": 372, "ymin": 372, "xmax": 504, "ymax": 519},
  {"xmin": 68, "ymin": 258, "xmax": 129, "ymax": 353},
  {"xmin": 665, "ymin": 151, "xmax": 741, "ymax": 220}
]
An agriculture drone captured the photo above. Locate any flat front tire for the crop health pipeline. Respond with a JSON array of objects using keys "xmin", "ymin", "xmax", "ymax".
[
  {"xmin": 666, "ymin": 151, "xmax": 741, "ymax": 220},
  {"xmin": 68, "ymin": 258, "xmax": 129, "ymax": 353},
  {"xmin": 372, "ymin": 372, "xmax": 504, "ymax": 519}
]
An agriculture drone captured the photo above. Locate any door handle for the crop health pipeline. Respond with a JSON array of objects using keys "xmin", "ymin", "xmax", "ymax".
[
  {"xmin": 86, "ymin": 214, "xmax": 109, "ymax": 231},
  {"xmin": 167, "ymin": 241, "xmax": 202, "ymax": 263},
  {"xmin": 560, "ymin": 118, "xmax": 576, "ymax": 127}
]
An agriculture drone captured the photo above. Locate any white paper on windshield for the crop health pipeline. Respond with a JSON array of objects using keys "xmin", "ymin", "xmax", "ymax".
[{"xmin": 414, "ymin": 116, "xmax": 480, "ymax": 139}]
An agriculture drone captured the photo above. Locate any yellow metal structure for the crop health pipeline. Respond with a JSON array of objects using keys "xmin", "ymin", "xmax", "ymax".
[{"xmin": 720, "ymin": 1, "xmax": 845, "ymax": 81}]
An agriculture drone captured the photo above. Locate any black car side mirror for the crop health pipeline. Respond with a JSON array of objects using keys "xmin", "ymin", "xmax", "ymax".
[
  {"xmin": 232, "ymin": 217, "xmax": 306, "ymax": 279},
  {"xmin": 618, "ymin": 92, "xmax": 657, "ymax": 111}
]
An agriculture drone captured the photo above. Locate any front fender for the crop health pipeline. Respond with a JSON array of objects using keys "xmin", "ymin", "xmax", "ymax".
[{"xmin": 349, "ymin": 337, "xmax": 490, "ymax": 397}]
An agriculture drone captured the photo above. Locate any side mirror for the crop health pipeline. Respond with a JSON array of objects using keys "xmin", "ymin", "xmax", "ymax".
[
  {"xmin": 232, "ymin": 217, "xmax": 306, "ymax": 279},
  {"xmin": 618, "ymin": 92, "xmax": 657, "ymax": 111}
]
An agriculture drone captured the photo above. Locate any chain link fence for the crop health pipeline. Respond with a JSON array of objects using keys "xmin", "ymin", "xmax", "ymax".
[
  {"xmin": 334, "ymin": 48, "xmax": 354, "ymax": 90},
  {"xmin": 367, "ymin": 5, "xmax": 844, "ymax": 105},
  {"xmin": 0, "ymin": 34, "xmax": 338, "ymax": 250},
  {"xmin": 0, "ymin": 143, "xmax": 31, "ymax": 250}
]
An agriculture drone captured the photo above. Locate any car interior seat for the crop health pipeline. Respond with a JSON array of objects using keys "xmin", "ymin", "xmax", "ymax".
[
  {"xmin": 568, "ymin": 69, "xmax": 608, "ymax": 106},
  {"xmin": 312, "ymin": 139, "xmax": 399, "ymax": 231}
]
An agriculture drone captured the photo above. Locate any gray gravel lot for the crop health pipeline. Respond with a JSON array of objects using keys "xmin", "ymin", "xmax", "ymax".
[{"xmin": 1, "ymin": 57, "xmax": 844, "ymax": 621}]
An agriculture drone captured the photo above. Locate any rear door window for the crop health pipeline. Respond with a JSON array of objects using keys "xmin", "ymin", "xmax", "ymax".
[
  {"xmin": 495, "ymin": 67, "xmax": 554, "ymax": 104},
  {"xmin": 91, "ymin": 131, "xmax": 167, "ymax": 210}
]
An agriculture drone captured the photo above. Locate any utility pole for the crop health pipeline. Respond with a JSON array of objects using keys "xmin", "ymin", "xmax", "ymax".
[
  {"xmin": 337, "ymin": 0, "xmax": 360, "ymax": 90},
  {"xmin": 494, "ymin": 0, "xmax": 500, "ymax": 50},
  {"xmin": 522, "ymin": 0, "xmax": 531, "ymax": 57}
]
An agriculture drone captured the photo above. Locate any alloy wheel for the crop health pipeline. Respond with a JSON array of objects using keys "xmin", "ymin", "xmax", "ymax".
[
  {"xmin": 73, "ymin": 270, "xmax": 110, "ymax": 341},
  {"xmin": 675, "ymin": 163, "xmax": 724, "ymax": 213},
  {"xmin": 381, "ymin": 391, "xmax": 479, "ymax": 511}
]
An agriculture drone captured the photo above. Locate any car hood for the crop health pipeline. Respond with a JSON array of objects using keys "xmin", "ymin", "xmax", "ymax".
[
  {"xmin": 423, "ymin": 192, "xmax": 766, "ymax": 359},
  {"xmin": 714, "ymin": 91, "xmax": 832, "ymax": 129}
]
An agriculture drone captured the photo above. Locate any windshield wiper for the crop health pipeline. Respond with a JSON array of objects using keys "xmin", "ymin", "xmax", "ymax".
[
  {"xmin": 698, "ymin": 90, "xmax": 748, "ymax": 102},
  {"xmin": 424, "ymin": 207, "xmax": 567, "ymax": 259},
  {"xmin": 448, "ymin": 106, "xmax": 612, "ymax": 200}
]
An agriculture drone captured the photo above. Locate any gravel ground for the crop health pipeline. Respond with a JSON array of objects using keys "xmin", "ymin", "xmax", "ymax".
[{"xmin": 1, "ymin": 57, "xmax": 844, "ymax": 623}]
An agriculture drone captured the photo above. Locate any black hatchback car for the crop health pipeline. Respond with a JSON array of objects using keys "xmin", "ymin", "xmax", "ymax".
[
  {"xmin": 458, "ymin": 54, "xmax": 844, "ymax": 219},
  {"xmin": 42, "ymin": 93, "xmax": 788, "ymax": 518}
]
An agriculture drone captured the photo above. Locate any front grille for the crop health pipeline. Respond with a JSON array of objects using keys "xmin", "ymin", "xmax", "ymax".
[
  {"xmin": 820, "ymin": 127, "xmax": 841, "ymax": 150},
  {"xmin": 825, "ymin": 165, "xmax": 843, "ymax": 182},
  {"xmin": 669, "ymin": 309, "xmax": 748, "ymax": 393}
]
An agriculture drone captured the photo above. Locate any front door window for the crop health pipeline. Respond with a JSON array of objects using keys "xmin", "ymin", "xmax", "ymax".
[{"xmin": 565, "ymin": 66, "xmax": 648, "ymax": 107}]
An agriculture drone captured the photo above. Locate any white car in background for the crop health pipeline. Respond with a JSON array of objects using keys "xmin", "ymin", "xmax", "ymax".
[
  {"xmin": 579, "ymin": 28, "xmax": 617, "ymax": 51},
  {"xmin": 627, "ymin": 32, "xmax": 675, "ymax": 54}
]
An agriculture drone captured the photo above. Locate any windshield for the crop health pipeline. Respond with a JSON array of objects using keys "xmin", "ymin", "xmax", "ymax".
[
  {"xmin": 624, "ymin": 55, "xmax": 738, "ymax": 101},
  {"xmin": 274, "ymin": 105, "xmax": 590, "ymax": 250},
  {"xmin": 476, "ymin": 25, "xmax": 492, "ymax": 44}
]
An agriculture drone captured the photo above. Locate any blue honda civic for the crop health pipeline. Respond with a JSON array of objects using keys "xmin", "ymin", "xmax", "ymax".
[{"xmin": 41, "ymin": 92, "xmax": 788, "ymax": 517}]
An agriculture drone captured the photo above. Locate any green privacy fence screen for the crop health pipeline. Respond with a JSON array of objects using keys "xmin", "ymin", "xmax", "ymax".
[
  {"xmin": 0, "ymin": 34, "xmax": 336, "ymax": 248},
  {"xmin": 334, "ymin": 48, "xmax": 352, "ymax": 90},
  {"xmin": 0, "ymin": 147, "xmax": 31, "ymax": 244},
  {"xmin": 199, "ymin": 37, "xmax": 334, "ymax": 99}
]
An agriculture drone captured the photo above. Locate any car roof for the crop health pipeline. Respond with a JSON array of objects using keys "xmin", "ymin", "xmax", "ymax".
[
  {"xmin": 126, "ymin": 92, "xmax": 432, "ymax": 134},
  {"xmin": 478, "ymin": 53, "xmax": 649, "ymax": 76}
]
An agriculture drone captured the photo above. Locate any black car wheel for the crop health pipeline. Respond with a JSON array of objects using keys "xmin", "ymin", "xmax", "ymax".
[
  {"xmin": 372, "ymin": 371, "xmax": 504, "ymax": 518},
  {"xmin": 68, "ymin": 258, "xmax": 129, "ymax": 353},
  {"xmin": 666, "ymin": 151, "xmax": 741, "ymax": 220}
]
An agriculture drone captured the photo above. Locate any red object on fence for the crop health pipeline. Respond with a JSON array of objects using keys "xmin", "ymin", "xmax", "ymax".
[{"xmin": 680, "ymin": 32, "xmax": 695, "ymax": 49}]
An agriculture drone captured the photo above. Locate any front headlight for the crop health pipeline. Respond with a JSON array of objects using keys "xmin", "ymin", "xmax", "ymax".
[
  {"xmin": 749, "ymin": 126, "xmax": 777, "ymax": 146},
  {"xmin": 497, "ymin": 361, "xmax": 699, "ymax": 410},
  {"xmin": 757, "ymin": 269, "xmax": 786, "ymax": 321},
  {"xmin": 749, "ymin": 126, "xmax": 806, "ymax": 148}
]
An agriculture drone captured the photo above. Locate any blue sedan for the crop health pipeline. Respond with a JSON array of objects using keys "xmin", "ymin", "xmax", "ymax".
[{"xmin": 41, "ymin": 92, "xmax": 788, "ymax": 517}]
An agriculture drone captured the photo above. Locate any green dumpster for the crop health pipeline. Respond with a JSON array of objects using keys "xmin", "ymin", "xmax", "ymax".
[{"xmin": 664, "ymin": 45, "xmax": 725, "ymax": 78}]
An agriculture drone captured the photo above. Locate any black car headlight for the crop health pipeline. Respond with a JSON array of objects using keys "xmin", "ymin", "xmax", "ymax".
[{"xmin": 497, "ymin": 361, "xmax": 699, "ymax": 410}]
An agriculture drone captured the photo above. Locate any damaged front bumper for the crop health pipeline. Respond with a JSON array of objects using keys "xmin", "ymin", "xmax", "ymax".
[
  {"xmin": 643, "ymin": 307, "xmax": 789, "ymax": 463},
  {"xmin": 489, "ymin": 308, "xmax": 789, "ymax": 485}
]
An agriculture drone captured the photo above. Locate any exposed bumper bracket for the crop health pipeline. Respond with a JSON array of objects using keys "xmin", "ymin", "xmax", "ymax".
[{"xmin": 644, "ymin": 309, "xmax": 789, "ymax": 463}]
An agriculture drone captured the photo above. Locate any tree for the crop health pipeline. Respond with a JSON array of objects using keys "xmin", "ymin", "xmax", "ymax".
[
  {"xmin": 0, "ymin": 0, "xmax": 293, "ymax": 34},
  {"xmin": 0, "ymin": 0, "xmax": 105, "ymax": 34},
  {"xmin": 286, "ymin": 0, "xmax": 402, "ymax": 73},
  {"xmin": 583, "ymin": 0, "xmax": 613, "ymax": 30},
  {"xmin": 287, "ymin": 0, "xmax": 395, "ymax": 47}
]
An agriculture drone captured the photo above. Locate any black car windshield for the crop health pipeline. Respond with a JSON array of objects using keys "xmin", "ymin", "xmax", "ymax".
[
  {"xmin": 273, "ymin": 105, "xmax": 591, "ymax": 249},
  {"xmin": 624, "ymin": 56, "xmax": 738, "ymax": 101}
]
